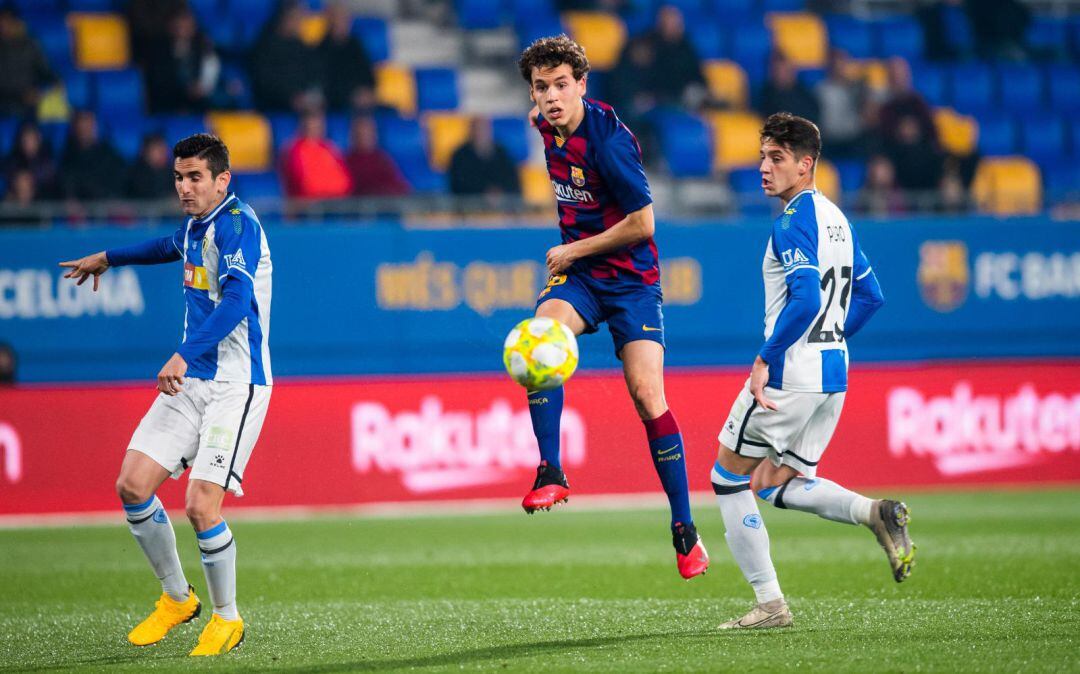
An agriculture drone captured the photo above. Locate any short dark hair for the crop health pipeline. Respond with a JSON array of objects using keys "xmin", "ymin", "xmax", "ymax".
[
  {"xmin": 173, "ymin": 133, "xmax": 230, "ymax": 177},
  {"xmin": 760, "ymin": 112, "xmax": 821, "ymax": 166},
  {"xmin": 517, "ymin": 34, "xmax": 590, "ymax": 84}
]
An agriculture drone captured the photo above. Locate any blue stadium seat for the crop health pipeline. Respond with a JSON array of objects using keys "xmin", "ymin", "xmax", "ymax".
[
  {"xmin": 161, "ymin": 115, "xmax": 207, "ymax": 146},
  {"xmin": 415, "ymin": 68, "xmax": 459, "ymax": 111},
  {"xmin": 875, "ymin": 17, "xmax": 924, "ymax": 60},
  {"xmin": 326, "ymin": 113, "xmax": 351, "ymax": 151},
  {"xmin": 1020, "ymin": 113, "xmax": 1065, "ymax": 165},
  {"xmin": 353, "ymin": 17, "xmax": 390, "ymax": 63},
  {"xmin": 94, "ymin": 70, "xmax": 144, "ymax": 120},
  {"xmin": 950, "ymin": 63, "xmax": 995, "ymax": 114},
  {"xmin": 1042, "ymin": 163, "xmax": 1078, "ymax": 205},
  {"xmin": 396, "ymin": 156, "xmax": 447, "ymax": 193},
  {"xmin": 218, "ymin": 59, "xmax": 252, "ymax": 109},
  {"xmin": 457, "ymin": 0, "xmax": 505, "ymax": 29},
  {"xmin": 63, "ymin": 69, "xmax": 93, "ymax": 110},
  {"xmin": 760, "ymin": 0, "xmax": 804, "ymax": 11},
  {"xmin": 709, "ymin": 0, "xmax": 760, "ymax": 21},
  {"xmin": 225, "ymin": 0, "xmax": 274, "ymax": 50},
  {"xmin": 0, "ymin": 118, "xmax": 19, "ymax": 157},
  {"xmin": 997, "ymin": 63, "xmax": 1044, "ymax": 114},
  {"xmin": 622, "ymin": 0, "xmax": 657, "ymax": 36},
  {"xmin": 731, "ymin": 22, "xmax": 770, "ymax": 85},
  {"xmin": 834, "ymin": 159, "xmax": 866, "ymax": 193},
  {"xmin": 1070, "ymin": 17, "xmax": 1080, "ymax": 59},
  {"xmin": 231, "ymin": 171, "xmax": 282, "ymax": 200},
  {"xmin": 516, "ymin": 14, "xmax": 564, "ymax": 51},
  {"xmin": 377, "ymin": 115, "xmax": 427, "ymax": 164},
  {"xmin": 655, "ymin": 0, "xmax": 706, "ymax": 14},
  {"xmin": 797, "ymin": 68, "xmax": 826, "ymax": 89},
  {"xmin": 66, "ymin": 0, "xmax": 120, "ymax": 10},
  {"xmin": 492, "ymin": 117, "xmax": 529, "ymax": 164},
  {"xmin": 193, "ymin": 3, "xmax": 236, "ymax": 51},
  {"xmin": 1027, "ymin": 16, "xmax": 1068, "ymax": 58},
  {"xmin": 976, "ymin": 113, "xmax": 1017, "ymax": 156},
  {"xmin": 655, "ymin": 110, "xmax": 712, "ymax": 178},
  {"xmin": 824, "ymin": 14, "xmax": 874, "ymax": 59},
  {"xmin": 24, "ymin": 14, "xmax": 71, "ymax": 69},
  {"xmin": 729, "ymin": 167, "xmax": 770, "ymax": 215},
  {"xmin": 268, "ymin": 113, "xmax": 299, "ymax": 154},
  {"xmin": 686, "ymin": 17, "xmax": 728, "ymax": 60},
  {"xmin": 909, "ymin": 61, "xmax": 949, "ymax": 107},
  {"xmin": 939, "ymin": 4, "xmax": 975, "ymax": 56},
  {"xmin": 106, "ymin": 120, "xmax": 145, "ymax": 161},
  {"xmin": 11, "ymin": 0, "xmax": 62, "ymax": 10},
  {"xmin": 1046, "ymin": 64, "xmax": 1080, "ymax": 112},
  {"xmin": 40, "ymin": 121, "xmax": 69, "ymax": 153}
]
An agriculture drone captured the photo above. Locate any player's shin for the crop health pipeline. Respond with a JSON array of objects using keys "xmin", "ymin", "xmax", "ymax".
[
  {"xmin": 645, "ymin": 410, "xmax": 693, "ymax": 527},
  {"xmin": 124, "ymin": 495, "xmax": 189, "ymax": 601},
  {"xmin": 527, "ymin": 386, "xmax": 564, "ymax": 468},
  {"xmin": 196, "ymin": 520, "xmax": 239, "ymax": 620},
  {"xmin": 758, "ymin": 477, "xmax": 874, "ymax": 525},
  {"xmin": 711, "ymin": 462, "xmax": 783, "ymax": 603}
]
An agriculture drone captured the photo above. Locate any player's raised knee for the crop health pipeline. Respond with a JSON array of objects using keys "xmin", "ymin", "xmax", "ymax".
[{"xmin": 115, "ymin": 474, "xmax": 154, "ymax": 505}]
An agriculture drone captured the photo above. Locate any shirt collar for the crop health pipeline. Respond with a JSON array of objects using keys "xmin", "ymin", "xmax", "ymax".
[
  {"xmin": 783, "ymin": 188, "xmax": 817, "ymax": 211},
  {"xmin": 191, "ymin": 193, "xmax": 238, "ymax": 225}
]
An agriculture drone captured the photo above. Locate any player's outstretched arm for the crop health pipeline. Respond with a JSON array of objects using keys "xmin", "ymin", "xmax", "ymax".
[
  {"xmin": 546, "ymin": 204, "xmax": 654, "ymax": 274},
  {"xmin": 59, "ymin": 251, "xmax": 111, "ymax": 292}
]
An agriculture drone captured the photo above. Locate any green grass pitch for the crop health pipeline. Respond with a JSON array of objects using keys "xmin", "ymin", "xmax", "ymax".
[{"xmin": 1, "ymin": 489, "xmax": 1077, "ymax": 672}]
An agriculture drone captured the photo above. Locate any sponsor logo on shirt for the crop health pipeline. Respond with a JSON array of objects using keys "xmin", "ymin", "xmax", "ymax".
[
  {"xmin": 184, "ymin": 262, "xmax": 210, "ymax": 290},
  {"xmin": 551, "ymin": 181, "xmax": 595, "ymax": 204}
]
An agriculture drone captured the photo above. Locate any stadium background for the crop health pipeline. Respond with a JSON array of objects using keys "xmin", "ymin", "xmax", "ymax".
[{"xmin": 0, "ymin": 0, "xmax": 1077, "ymax": 516}]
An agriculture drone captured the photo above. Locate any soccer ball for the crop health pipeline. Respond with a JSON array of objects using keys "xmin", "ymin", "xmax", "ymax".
[{"xmin": 503, "ymin": 317, "xmax": 579, "ymax": 390}]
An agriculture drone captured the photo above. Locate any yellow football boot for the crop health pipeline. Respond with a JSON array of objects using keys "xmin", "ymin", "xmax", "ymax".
[
  {"xmin": 127, "ymin": 586, "xmax": 201, "ymax": 646},
  {"xmin": 189, "ymin": 613, "xmax": 245, "ymax": 656}
]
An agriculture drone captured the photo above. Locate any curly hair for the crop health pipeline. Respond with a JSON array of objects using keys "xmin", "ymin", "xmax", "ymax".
[
  {"xmin": 173, "ymin": 133, "xmax": 230, "ymax": 177},
  {"xmin": 760, "ymin": 112, "xmax": 821, "ymax": 166},
  {"xmin": 517, "ymin": 34, "xmax": 590, "ymax": 84}
]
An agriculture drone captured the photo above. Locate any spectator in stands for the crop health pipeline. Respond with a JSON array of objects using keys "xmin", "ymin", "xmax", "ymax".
[
  {"xmin": 0, "ymin": 8, "xmax": 56, "ymax": 117},
  {"xmin": 641, "ymin": 5, "xmax": 706, "ymax": 108},
  {"xmin": 877, "ymin": 58, "xmax": 937, "ymax": 151},
  {"xmin": 345, "ymin": 116, "xmax": 411, "ymax": 197},
  {"xmin": 3, "ymin": 169, "xmax": 35, "ymax": 207},
  {"xmin": 757, "ymin": 53, "xmax": 819, "ymax": 122},
  {"xmin": 58, "ymin": 110, "xmax": 127, "ymax": 202},
  {"xmin": 884, "ymin": 114, "xmax": 944, "ymax": 209},
  {"xmin": 126, "ymin": 133, "xmax": 175, "ymax": 200},
  {"xmin": 859, "ymin": 154, "xmax": 906, "ymax": 216},
  {"xmin": 281, "ymin": 108, "xmax": 353, "ymax": 199},
  {"xmin": 143, "ymin": 9, "xmax": 221, "ymax": 114},
  {"xmin": 447, "ymin": 117, "xmax": 521, "ymax": 198},
  {"xmin": 251, "ymin": 0, "xmax": 324, "ymax": 112},
  {"xmin": 815, "ymin": 49, "xmax": 869, "ymax": 158},
  {"xmin": 3, "ymin": 120, "xmax": 56, "ymax": 199},
  {"xmin": 608, "ymin": 38, "xmax": 659, "ymax": 165},
  {"xmin": 319, "ymin": 1, "xmax": 376, "ymax": 112},
  {"xmin": 127, "ymin": 0, "xmax": 187, "ymax": 67}
]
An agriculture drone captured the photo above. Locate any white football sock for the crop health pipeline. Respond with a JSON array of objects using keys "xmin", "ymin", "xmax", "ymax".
[
  {"xmin": 711, "ymin": 462, "xmax": 783, "ymax": 604},
  {"xmin": 759, "ymin": 477, "xmax": 874, "ymax": 525},
  {"xmin": 196, "ymin": 520, "xmax": 239, "ymax": 621},
  {"xmin": 124, "ymin": 495, "xmax": 189, "ymax": 602}
]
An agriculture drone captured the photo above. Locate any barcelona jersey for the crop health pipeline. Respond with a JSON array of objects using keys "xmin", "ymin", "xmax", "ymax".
[{"xmin": 536, "ymin": 99, "xmax": 657, "ymax": 284}]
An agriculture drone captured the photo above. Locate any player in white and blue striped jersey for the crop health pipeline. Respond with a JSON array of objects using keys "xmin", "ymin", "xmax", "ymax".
[
  {"xmin": 59, "ymin": 134, "xmax": 269, "ymax": 656},
  {"xmin": 709, "ymin": 114, "xmax": 915, "ymax": 630}
]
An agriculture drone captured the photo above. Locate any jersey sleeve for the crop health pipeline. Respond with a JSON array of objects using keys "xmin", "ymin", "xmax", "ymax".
[
  {"xmin": 593, "ymin": 124, "xmax": 652, "ymax": 215},
  {"xmin": 770, "ymin": 197, "xmax": 819, "ymax": 278},
  {"xmin": 851, "ymin": 223, "xmax": 872, "ymax": 282},
  {"xmin": 214, "ymin": 209, "xmax": 261, "ymax": 288}
]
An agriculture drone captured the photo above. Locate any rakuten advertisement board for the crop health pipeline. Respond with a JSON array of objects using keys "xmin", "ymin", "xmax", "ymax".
[{"xmin": 0, "ymin": 361, "xmax": 1077, "ymax": 516}]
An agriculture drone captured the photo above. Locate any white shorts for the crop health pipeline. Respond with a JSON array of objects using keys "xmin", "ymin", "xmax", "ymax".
[
  {"xmin": 717, "ymin": 378, "xmax": 845, "ymax": 477},
  {"xmin": 128, "ymin": 378, "xmax": 271, "ymax": 496}
]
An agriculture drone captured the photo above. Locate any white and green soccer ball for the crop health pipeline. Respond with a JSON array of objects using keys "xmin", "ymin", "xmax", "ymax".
[{"xmin": 503, "ymin": 317, "xmax": 579, "ymax": 390}]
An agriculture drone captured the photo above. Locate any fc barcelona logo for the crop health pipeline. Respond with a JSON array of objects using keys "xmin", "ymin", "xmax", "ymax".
[
  {"xmin": 917, "ymin": 240, "xmax": 969, "ymax": 312},
  {"xmin": 570, "ymin": 166, "xmax": 585, "ymax": 187}
]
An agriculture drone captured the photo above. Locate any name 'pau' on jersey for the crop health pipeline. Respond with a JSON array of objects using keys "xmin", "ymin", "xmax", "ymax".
[
  {"xmin": 536, "ymin": 99, "xmax": 658, "ymax": 284},
  {"xmin": 173, "ymin": 193, "xmax": 273, "ymax": 385},
  {"xmin": 763, "ymin": 189, "xmax": 873, "ymax": 393}
]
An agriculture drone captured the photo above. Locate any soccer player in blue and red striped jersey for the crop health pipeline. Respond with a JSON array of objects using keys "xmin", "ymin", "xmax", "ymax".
[{"xmin": 516, "ymin": 35, "xmax": 708, "ymax": 580}]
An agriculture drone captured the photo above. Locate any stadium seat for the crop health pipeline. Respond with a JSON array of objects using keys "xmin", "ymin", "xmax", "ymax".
[
  {"xmin": 516, "ymin": 13, "xmax": 565, "ymax": 51},
  {"xmin": 731, "ymin": 22, "xmax": 771, "ymax": 84},
  {"xmin": 909, "ymin": 61, "xmax": 949, "ymax": 107},
  {"xmin": 703, "ymin": 59, "xmax": 748, "ymax": 109},
  {"xmin": 708, "ymin": 110, "xmax": 763, "ymax": 169},
  {"xmin": 25, "ymin": 14, "xmax": 72, "ymax": 68},
  {"xmin": 376, "ymin": 116, "xmax": 440, "ymax": 192},
  {"xmin": 933, "ymin": 108, "xmax": 978, "ymax": 157},
  {"xmin": 656, "ymin": 110, "xmax": 712, "ymax": 177},
  {"xmin": 824, "ymin": 14, "xmax": 874, "ymax": 59},
  {"xmin": 997, "ymin": 64, "xmax": 1044, "ymax": 113},
  {"xmin": 971, "ymin": 157, "xmax": 1041, "ymax": 215},
  {"xmin": 728, "ymin": 167, "xmax": 768, "ymax": 212},
  {"xmin": 1047, "ymin": 65, "xmax": 1080, "ymax": 112},
  {"xmin": 298, "ymin": 13, "xmax": 329, "ymax": 46},
  {"xmin": 424, "ymin": 113, "xmax": 473, "ymax": 170},
  {"xmin": 353, "ymin": 17, "xmax": 390, "ymax": 63},
  {"xmin": 325, "ymin": 113, "xmax": 351, "ymax": 152},
  {"xmin": 1042, "ymin": 163, "xmax": 1079, "ymax": 205},
  {"xmin": 161, "ymin": 115, "xmax": 207, "ymax": 147},
  {"xmin": 67, "ymin": 0, "xmax": 120, "ymax": 9},
  {"xmin": 457, "ymin": 0, "xmax": 506, "ymax": 29},
  {"xmin": 767, "ymin": 12, "xmax": 827, "ymax": 69},
  {"xmin": 521, "ymin": 163, "xmax": 556, "ymax": 207},
  {"xmin": 206, "ymin": 112, "xmax": 272, "ymax": 172},
  {"xmin": 849, "ymin": 59, "xmax": 888, "ymax": 93},
  {"xmin": 68, "ymin": 13, "xmax": 130, "ymax": 70},
  {"xmin": 761, "ymin": 0, "xmax": 804, "ymax": 11},
  {"xmin": 797, "ymin": 68, "xmax": 826, "ymax": 89},
  {"xmin": 939, "ymin": 3, "xmax": 975, "ymax": 57},
  {"xmin": 94, "ymin": 69, "xmax": 144, "ymax": 120},
  {"xmin": 563, "ymin": 12, "xmax": 627, "ymax": 71},
  {"xmin": 1027, "ymin": 16, "xmax": 1068, "ymax": 58},
  {"xmin": 268, "ymin": 113, "xmax": 299, "ymax": 155},
  {"xmin": 414, "ymin": 68, "xmax": 459, "ymax": 112},
  {"xmin": 815, "ymin": 159, "xmax": 840, "ymax": 203},
  {"xmin": 976, "ymin": 113, "xmax": 1017, "ymax": 157},
  {"xmin": 686, "ymin": 18, "xmax": 728, "ymax": 60},
  {"xmin": 63, "ymin": 70, "xmax": 93, "ymax": 110},
  {"xmin": 231, "ymin": 171, "xmax": 283, "ymax": 200},
  {"xmin": 950, "ymin": 63, "xmax": 995, "ymax": 114},
  {"xmin": 376, "ymin": 64, "xmax": 417, "ymax": 116},
  {"xmin": 1020, "ymin": 113, "xmax": 1066, "ymax": 165},
  {"xmin": 710, "ymin": 0, "xmax": 761, "ymax": 19},
  {"xmin": 40, "ymin": 121, "xmax": 69, "ymax": 154},
  {"xmin": 0, "ymin": 118, "xmax": 19, "ymax": 157},
  {"xmin": 106, "ymin": 119, "xmax": 144, "ymax": 161},
  {"xmin": 833, "ymin": 158, "xmax": 865, "ymax": 193},
  {"xmin": 492, "ymin": 117, "xmax": 529, "ymax": 164},
  {"xmin": 874, "ymin": 17, "xmax": 924, "ymax": 60}
]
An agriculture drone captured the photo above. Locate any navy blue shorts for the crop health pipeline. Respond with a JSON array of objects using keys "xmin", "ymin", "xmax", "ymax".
[{"xmin": 536, "ymin": 269, "xmax": 665, "ymax": 357}]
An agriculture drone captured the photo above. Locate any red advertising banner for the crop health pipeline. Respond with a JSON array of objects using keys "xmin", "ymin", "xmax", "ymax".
[{"xmin": 1, "ymin": 361, "xmax": 1078, "ymax": 516}]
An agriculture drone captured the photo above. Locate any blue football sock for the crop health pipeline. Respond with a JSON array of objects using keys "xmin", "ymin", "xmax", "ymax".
[
  {"xmin": 645, "ymin": 409, "xmax": 693, "ymax": 528},
  {"xmin": 527, "ymin": 387, "xmax": 563, "ymax": 469}
]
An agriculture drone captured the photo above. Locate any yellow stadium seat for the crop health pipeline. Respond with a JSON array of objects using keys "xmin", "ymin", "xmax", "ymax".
[
  {"xmin": 207, "ymin": 112, "xmax": 273, "ymax": 172},
  {"xmin": 767, "ymin": 12, "xmax": 826, "ymax": 69},
  {"xmin": 298, "ymin": 13, "xmax": 328, "ymax": 46},
  {"xmin": 934, "ymin": 107, "xmax": 978, "ymax": 157},
  {"xmin": 376, "ymin": 63, "xmax": 416, "ymax": 116},
  {"xmin": 971, "ymin": 157, "xmax": 1042, "ymax": 215},
  {"xmin": 848, "ymin": 59, "xmax": 888, "ymax": 92},
  {"xmin": 703, "ymin": 59, "xmax": 749, "ymax": 109},
  {"xmin": 816, "ymin": 159, "xmax": 840, "ymax": 203},
  {"xmin": 68, "ymin": 13, "xmax": 130, "ymax": 70},
  {"xmin": 521, "ymin": 164, "xmax": 555, "ymax": 208},
  {"xmin": 425, "ymin": 113, "xmax": 473, "ymax": 170},
  {"xmin": 708, "ymin": 111, "xmax": 764, "ymax": 170},
  {"xmin": 563, "ymin": 12, "xmax": 626, "ymax": 71}
]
